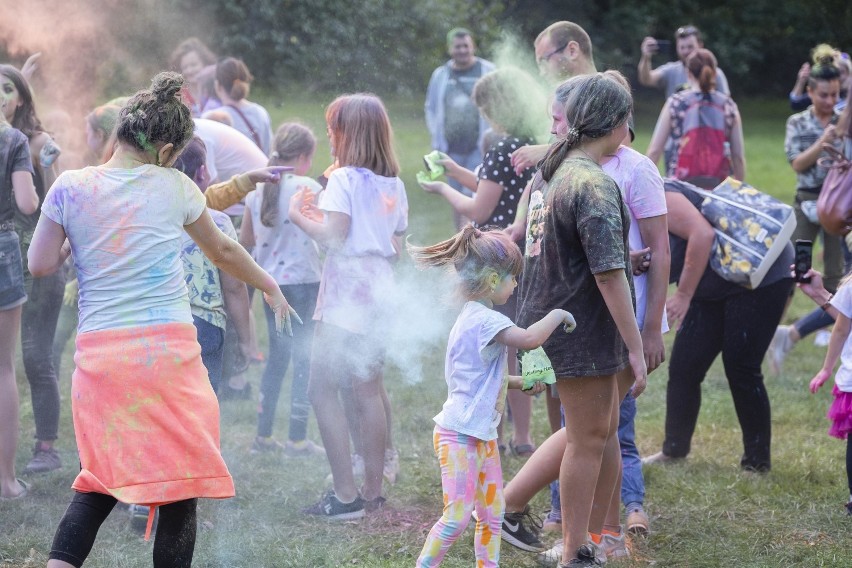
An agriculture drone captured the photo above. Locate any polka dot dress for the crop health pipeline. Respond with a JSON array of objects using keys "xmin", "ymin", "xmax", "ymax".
[{"xmin": 477, "ymin": 136, "xmax": 536, "ymax": 229}]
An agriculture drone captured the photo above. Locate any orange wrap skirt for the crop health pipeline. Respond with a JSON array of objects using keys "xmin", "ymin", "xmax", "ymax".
[{"xmin": 70, "ymin": 322, "xmax": 234, "ymax": 506}]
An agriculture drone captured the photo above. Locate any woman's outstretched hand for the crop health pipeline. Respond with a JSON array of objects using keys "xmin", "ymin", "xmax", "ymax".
[{"xmin": 263, "ymin": 288, "xmax": 302, "ymax": 336}]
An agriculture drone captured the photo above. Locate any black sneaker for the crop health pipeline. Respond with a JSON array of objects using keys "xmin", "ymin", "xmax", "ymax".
[
  {"xmin": 845, "ymin": 501, "xmax": 852, "ymax": 516},
  {"xmin": 501, "ymin": 506, "xmax": 545, "ymax": 552},
  {"xmin": 559, "ymin": 543, "xmax": 603, "ymax": 567},
  {"xmin": 302, "ymin": 490, "xmax": 365, "ymax": 520}
]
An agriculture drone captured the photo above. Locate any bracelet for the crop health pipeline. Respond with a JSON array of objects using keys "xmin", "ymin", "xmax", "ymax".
[{"xmin": 821, "ymin": 293, "xmax": 834, "ymax": 312}]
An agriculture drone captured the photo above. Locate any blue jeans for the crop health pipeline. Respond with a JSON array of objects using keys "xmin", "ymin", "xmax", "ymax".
[
  {"xmin": 193, "ymin": 316, "xmax": 225, "ymax": 393},
  {"xmin": 549, "ymin": 392, "xmax": 645, "ymax": 518}
]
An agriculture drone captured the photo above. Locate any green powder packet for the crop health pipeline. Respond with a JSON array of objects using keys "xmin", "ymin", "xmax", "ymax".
[
  {"xmin": 416, "ymin": 150, "xmax": 447, "ymax": 183},
  {"xmin": 521, "ymin": 347, "xmax": 556, "ymax": 390}
]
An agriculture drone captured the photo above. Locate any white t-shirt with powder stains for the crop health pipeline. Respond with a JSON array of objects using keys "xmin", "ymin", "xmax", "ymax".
[
  {"xmin": 42, "ymin": 165, "xmax": 206, "ymax": 333},
  {"xmin": 434, "ymin": 301, "xmax": 515, "ymax": 441}
]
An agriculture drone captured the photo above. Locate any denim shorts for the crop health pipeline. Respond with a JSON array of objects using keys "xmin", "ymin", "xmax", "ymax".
[{"xmin": 0, "ymin": 231, "xmax": 27, "ymax": 311}]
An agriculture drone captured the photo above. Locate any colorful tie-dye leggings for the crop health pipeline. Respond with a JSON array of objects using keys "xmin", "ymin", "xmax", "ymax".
[{"xmin": 416, "ymin": 425, "xmax": 504, "ymax": 567}]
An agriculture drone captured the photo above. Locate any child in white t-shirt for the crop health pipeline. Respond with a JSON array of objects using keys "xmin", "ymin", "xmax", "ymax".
[
  {"xmin": 809, "ymin": 274, "xmax": 852, "ymax": 515},
  {"xmin": 408, "ymin": 227, "xmax": 575, "ymax": 568},
  {"xmin": 289, "ymin": 94, "xmax": 408, "ymax": 519},
  {"xmin": 241, "ymin": 122, "xmax": 324, "ymax": 456}
]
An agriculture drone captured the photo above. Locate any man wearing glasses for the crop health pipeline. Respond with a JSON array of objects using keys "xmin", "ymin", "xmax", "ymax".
[
  {"xmin": 425, "ymin": 28, "xmax": 495, "ymax": 229},
  {"xmin": 533, "ymin": 21, "xmax": 597, "ymax": 84},
  {"xmin": 638, "ymin": 25, "xmax": 730, "ymax": 97}
]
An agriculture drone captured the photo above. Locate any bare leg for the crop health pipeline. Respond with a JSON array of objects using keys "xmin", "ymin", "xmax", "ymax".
[
  {"xmin": 308, "ymin": 323, "xmax": 358, "ymax": 502},
  {"xmin": 504, "ymin": 428, "xmax": 565, "ymax": 512},
  {"xmin": 0, "ymin": 307, "xmax": 24, "ymax": 498},
  {"xmin": 381, "ymin": 384, "xmax": 394, "ymax": 451},
  {"xmin": 600, "ymin": 369, "xmax": 637, "ymax": 533},
  {"xmin": 505, "ymin": 347, "xmax": 534, "ymax": 449},
  {"xmin": 506, "ymin": 390, "xmax": 533, "ymax": 448},
  {"xmin": 353, "ymin": 371, "xmax": 387, "ymax": 501},
  {"xmin": 546, "ymin": 388, "xmax": 562, "ymax": 433},
  {"xmin": 557, "ymin": 374, "xmax": 620, "ymax": 561}
]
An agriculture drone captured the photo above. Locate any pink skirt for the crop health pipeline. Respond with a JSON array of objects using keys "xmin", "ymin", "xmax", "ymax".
[{"xmin": 827, "ymin": 385, "xmax": 852, "ymax": 440}]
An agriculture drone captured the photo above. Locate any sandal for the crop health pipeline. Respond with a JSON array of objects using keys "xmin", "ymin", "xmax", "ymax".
[
  {"xmin": 0, "ymin": 478, "xmax": 30, "ymax": 500},
  {"xmin": 510, "ymin": 441, "xmax": 537, "ymax": 458}
]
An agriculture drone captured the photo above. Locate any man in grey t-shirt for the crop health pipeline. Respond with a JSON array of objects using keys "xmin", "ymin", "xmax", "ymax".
[
  {"xmin": 638, "ymin": 24, "xmax": 729, "ymax": 97},
  {"xmin": 425, "ymin": 28, "xmax": 494, "ymax": 228}
]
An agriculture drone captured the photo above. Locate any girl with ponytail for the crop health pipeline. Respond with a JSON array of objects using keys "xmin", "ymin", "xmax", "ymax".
[
  {"xmin": 515, "ymin": 73, "xmax": 647, "ymax": 566},
  {"xmin": 647, "ymin": 47, "xmax": 745, "ymax": 188},
  {"xmin": 410, "ymin": 226, "xmax": 574, "ymax": 568},
  {"xmin": 240, "ymin": 123, "xmax": 325, "ymax": 456},
  {"xmin": 212, "ymin": 57, "xmax": 273, "ymax": 154}
]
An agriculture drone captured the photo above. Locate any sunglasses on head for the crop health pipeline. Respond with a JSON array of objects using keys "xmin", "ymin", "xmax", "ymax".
[{"xmin": 676, "ymin": 26, "xmax": 698, "ymax": 38}]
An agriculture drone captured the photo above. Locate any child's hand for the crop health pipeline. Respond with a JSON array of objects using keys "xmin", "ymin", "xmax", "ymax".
[
  {"xmin": 436, "ymin": 154, "xmax": 458, "ymax": 175},
  {"xmin": 630, "ymin": 247, "xmax": 651, "ymax": 276},
  {"xmin": 556, "ymin": 309, "xmax": 576, "ymax": 333},
  {"xmin": 418, "ymin": 179, "xmax": 445, "ymax": 194},
  {"xmin": 247, "ymin": 166, "xmax": 293, "ymax": 185},
  {"xmin": 522, "ymin": 381, "xmax": 547, "ymax": 395},
  {"xmin": 289, "ymin": 187, "xmax": 322, "ymax": 223},
  {"xmin": 810, "ymin": 368, "xmax": 831, "ymax": 394}
]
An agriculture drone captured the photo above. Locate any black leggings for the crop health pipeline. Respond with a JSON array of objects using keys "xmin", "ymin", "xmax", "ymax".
[
  {"xmin": 663, "ymin": 278, "xmax": 792, "ymax": 471},
  {"xmin": 847, "ymin": 437, "xmax": 852, "ymax": 497},
  {"xmin": 49, "ymin": 492, "xmax": 197, "ymax": 567}
]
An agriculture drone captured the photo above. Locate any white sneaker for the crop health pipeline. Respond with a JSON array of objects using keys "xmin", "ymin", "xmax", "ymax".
[
  {"xmin": 599, "ymin": 532, "xmax": 629, "ymax": 559},
  {"xmin": 814, "ymin": 329, "xmax": 832, "ymax": 347},
  {"xmin": 383, "ymin": 448, "xmax": 400, "ymax": 485},
  {"xmin": 324, "ymin": 453, "xmax": 365, "ymax": 485},
  {"xmin": 767, "ymin": 325, "xmax": 794, "ymax": 374},
  {"xmin": 537, "ymin": 539, "xmax": 562, "ymax": 567}
]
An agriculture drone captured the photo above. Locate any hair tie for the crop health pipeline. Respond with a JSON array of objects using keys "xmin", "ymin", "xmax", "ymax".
[{"xmin": 565, "ymin": 127, "xmax": 580, "ymax": 145}]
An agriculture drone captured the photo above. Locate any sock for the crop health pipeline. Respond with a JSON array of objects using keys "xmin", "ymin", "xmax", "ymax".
[
  {"xmin": 289, "ymin": 440, "xmax": 307, "ymax": 449},
  {"xmin": 602, "ymin": 526, "xmax": 622, "ymax": 537},
  {"xmin": 589, "ymin": 533, "xmax": 602, "ymax": 544}
]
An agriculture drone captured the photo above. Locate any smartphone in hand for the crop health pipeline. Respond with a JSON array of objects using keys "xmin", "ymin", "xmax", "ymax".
[
  {"xmin": 654, "ymin": 39, "xmax": 672, "ymax": 54},
  {"xmin": 794, "ymin": 239, "xmax": 813, "ymax": 283}
]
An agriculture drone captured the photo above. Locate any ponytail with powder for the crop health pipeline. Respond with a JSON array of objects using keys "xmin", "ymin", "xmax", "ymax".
[{"xmin": 408, "ymin": 225, "xmax": 523, "ymax": 301}]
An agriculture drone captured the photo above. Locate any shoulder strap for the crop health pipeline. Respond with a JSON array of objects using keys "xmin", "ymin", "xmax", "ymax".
[{"xmin": 226, "ymin": 104, "xmax": 263, "ymax": 150}]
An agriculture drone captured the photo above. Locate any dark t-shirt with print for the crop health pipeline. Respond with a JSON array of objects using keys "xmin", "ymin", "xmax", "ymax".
[
  {"xmin": 477, "ymin": 135, "xmax": 535, "ymax": 228},
  {"xmin": 0, "ymin": 125, "xmax": 33, "ymax": 223},
  {"xmin": 516, "ymin": 158, "xmax": 633, "ymax": 377},
  {"xmin": 443, "ymin": 61, "xmax": 483, "ymax": 154}
]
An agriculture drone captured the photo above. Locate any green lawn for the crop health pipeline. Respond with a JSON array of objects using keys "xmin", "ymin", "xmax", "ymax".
[{"xmin": 2, "ymin": 93, "xmax": 851, "ymax": 567}]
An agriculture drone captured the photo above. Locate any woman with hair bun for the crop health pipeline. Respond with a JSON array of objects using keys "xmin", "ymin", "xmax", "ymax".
[
  {"xmin": 212, "ymin": 57, "xmax": 273, "ymax": 155},
  {"xmin": 647, "ymin": 48, "xmax": 745, "ymax": 189},
  {"xmin": 766, "ymin": 47, "xmax": 846, "ymax": 373},
  {"xmin": 30, "ymin": 72, "xmax": 294, "ymax": 567}
]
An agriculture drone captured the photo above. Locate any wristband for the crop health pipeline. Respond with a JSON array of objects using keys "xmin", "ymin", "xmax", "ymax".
[{"xmin": 821, "ymin": 293, "xmax": 834, "ymax": 312}]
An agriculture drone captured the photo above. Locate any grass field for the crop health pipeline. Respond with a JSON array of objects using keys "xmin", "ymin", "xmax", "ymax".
[{"xmin": 2, "ymin": 93, "xmax": 852, "ymax": 567}]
